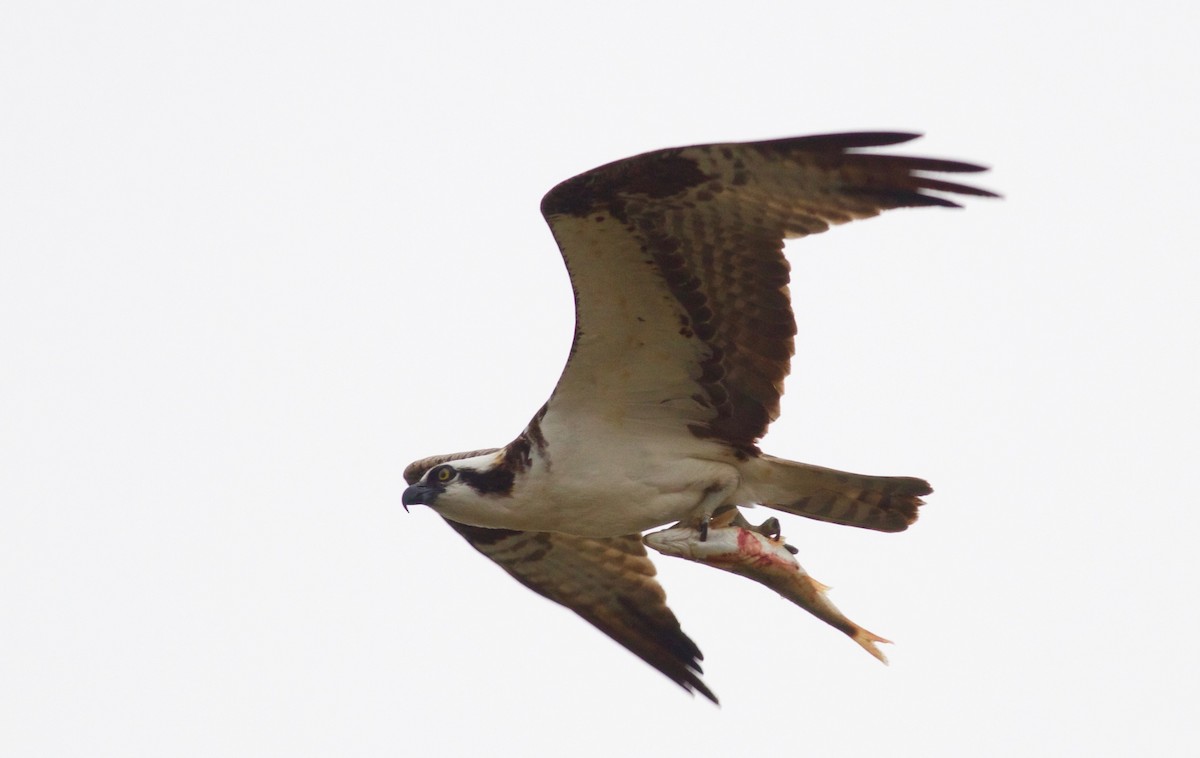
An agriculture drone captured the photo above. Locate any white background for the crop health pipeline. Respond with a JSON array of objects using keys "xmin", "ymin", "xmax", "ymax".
[{"xmin": 3, "ymin": 2, "xmax": 1198, "ymax": 756}]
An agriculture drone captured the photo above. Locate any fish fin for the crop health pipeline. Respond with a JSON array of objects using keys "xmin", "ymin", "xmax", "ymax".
[
  {"xmin": 852, "ymin": 628, "xmax": 892, "ymax": 664},
  {"xmin": 807, "ymin": 576, "xmax": 832, "ymax": 593}
]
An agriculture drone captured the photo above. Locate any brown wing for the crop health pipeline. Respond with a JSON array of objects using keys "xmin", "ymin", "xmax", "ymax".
[
  {"xmin": 540, "ymin": 132, "xmax": 996, "ymax": 453},
  {"xmin": 444, "ymin": 522, "xmax": 715, "ymax": 702},
  {"xmin": 404, "ymin": 453, "xmax": 715, "ymax": 702}
]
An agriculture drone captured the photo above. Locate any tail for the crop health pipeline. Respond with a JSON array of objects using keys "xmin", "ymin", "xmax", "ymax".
[
  {"xmin": 740, "ymin": 454, "xmax": 931, "ymax": 532},
  {"xmin": 851, "ymin": 627, "xmax": 893, "ymax": 664}
]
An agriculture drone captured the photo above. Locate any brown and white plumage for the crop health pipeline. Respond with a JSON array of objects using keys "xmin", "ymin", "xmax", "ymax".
[
  {"xmin": 402, "ymin": 132, "xmax": 995, "ymax": 699},
  {"xmin": 539, "ymin": 132, "xmax": 993, "ymax": 456},
  {"xmin": 404, "ymin": 452, "xmax": 714, "ymax": 702}
]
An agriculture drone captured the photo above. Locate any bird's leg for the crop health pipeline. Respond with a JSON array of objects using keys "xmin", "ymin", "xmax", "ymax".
[
  {"xmin": 755, "ymin": 516, "xmax": 782, "ymax": 540},
  {"xmin": 747, "ymin": 515, "xmax": 799, "ymax": 553},
  {"xmin": 692, "ymin": 480, "xmax": 740, "ymax": 542},
  {"xmin": 700, "ymin": 504, "xmax": 742, "ymax": 541}
]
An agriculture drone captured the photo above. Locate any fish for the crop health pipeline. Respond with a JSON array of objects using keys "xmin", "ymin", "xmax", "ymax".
[{"xmin": 644, "ymin": 510, "xmax": 892, "ymax": 663}]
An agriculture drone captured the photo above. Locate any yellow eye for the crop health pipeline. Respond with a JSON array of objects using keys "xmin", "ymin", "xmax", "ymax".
[{"xmin": 435, "ymin": 466, "xmax": 454, "ymax": 482}]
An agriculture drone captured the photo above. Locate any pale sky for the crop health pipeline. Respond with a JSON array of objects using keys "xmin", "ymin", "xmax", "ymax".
[{"xmin": 3, "ymin": 2, "xmax": 1198, "ymax": 756}]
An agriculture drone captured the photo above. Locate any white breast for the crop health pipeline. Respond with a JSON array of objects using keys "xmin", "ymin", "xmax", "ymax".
[{"xmin": 503, "ymin": 412, "xmax": 742, "ymax": 537}]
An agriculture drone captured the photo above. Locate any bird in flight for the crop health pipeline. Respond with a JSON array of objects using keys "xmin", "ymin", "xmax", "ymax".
[{"xmin": 403, "ymin": 132, "xmax": 995, "ymax": 702}]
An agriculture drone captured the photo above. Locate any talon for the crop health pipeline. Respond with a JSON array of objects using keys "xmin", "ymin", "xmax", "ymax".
[
  {"xmin": 699, "ymin": 518, "xmax": 709, "ymax": 542},
  {"xmin": 710, "ymin": 505, "xmax": 739, "ymax": 529},
  {"xmin": 758, "ymin": 517, "xmax": 782, "ymax": 540},
  {"xmin": 784, "ymin": 543, "xmax": 798, "ymax": 555}
]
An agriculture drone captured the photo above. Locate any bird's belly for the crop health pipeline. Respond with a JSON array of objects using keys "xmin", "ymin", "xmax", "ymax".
[{"xmin": 506, "ymin": 451, "xmax": 740, "ymax": 537}]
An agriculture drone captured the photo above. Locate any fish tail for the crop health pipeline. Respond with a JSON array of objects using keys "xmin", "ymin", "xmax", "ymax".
[
  {"xmin": 798, "ymin": 570, "xmax": 891, "ymax": 665},
  {"xmin": 852, "ymin": 627, "xmax": 892, "ymax": 664}
]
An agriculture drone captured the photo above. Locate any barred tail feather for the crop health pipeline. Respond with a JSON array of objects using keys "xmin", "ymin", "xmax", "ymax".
[{"xmin": 743, "ymin": 454, "xmax": 930, "ymax": 532}]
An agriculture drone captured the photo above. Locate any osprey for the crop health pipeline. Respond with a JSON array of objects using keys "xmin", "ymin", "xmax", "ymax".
[{"xmin": 403, "ymin": 132, "xmax": 995, "ymax": 702}]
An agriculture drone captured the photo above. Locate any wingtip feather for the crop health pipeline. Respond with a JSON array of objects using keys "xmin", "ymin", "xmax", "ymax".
[{"xmin": 755, "ymin": 131, "xmax": 924, "ymax": 153}]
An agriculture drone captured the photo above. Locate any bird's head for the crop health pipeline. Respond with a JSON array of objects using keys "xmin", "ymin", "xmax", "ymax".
[{"xmin": 401, "ymin": 449, "xmax": 515, "ymax": 521}]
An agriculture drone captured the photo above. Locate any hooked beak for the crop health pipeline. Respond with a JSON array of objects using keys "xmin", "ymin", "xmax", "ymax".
[{"xmin": 402, "ymin": 482, "xmax": 437, "ymax": 512}]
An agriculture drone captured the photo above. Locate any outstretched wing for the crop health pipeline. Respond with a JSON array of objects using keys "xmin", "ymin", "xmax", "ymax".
[
  {"xmin": 445, "ymin": 523, "xmax": 715, "ymax": 702},
  {"xmin": 539, "ymin": 132, "xmax": 996, "ymax": 453},
  {"xmin": 404, "ymin": 453, "xmax": 715, "ymax": 702}
]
